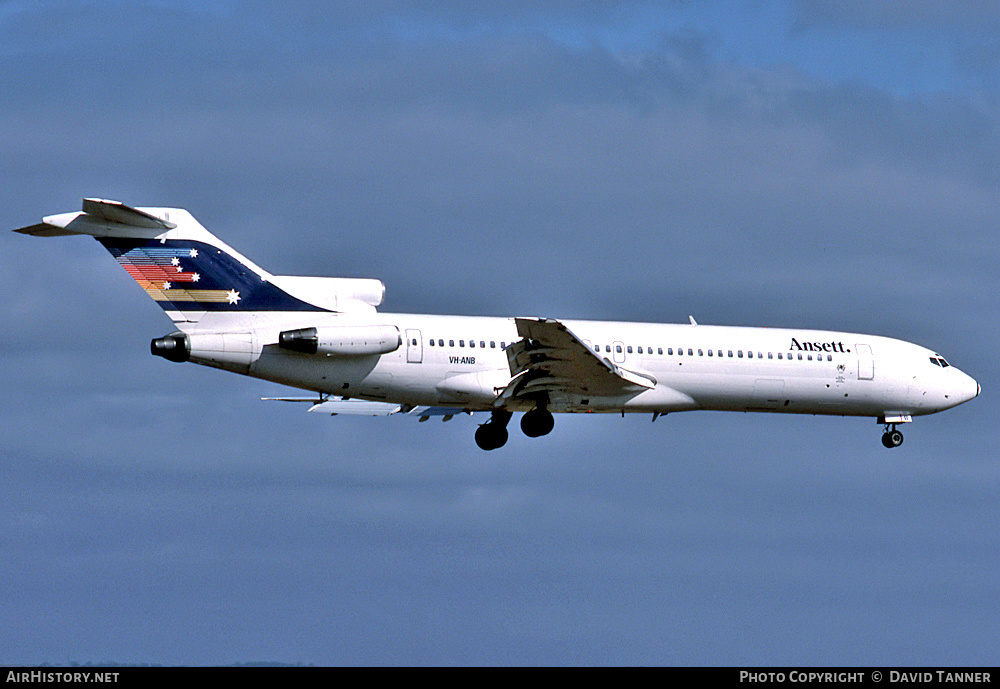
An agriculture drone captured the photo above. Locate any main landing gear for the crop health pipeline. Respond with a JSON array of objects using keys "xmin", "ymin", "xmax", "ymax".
[
  {"xmin": 475, "ymin": 410, "xmax": 512, "ymax": 451},
  {"xmin": 520, "ymin": 407, "xmax": 554, "ymax": 438},
  {"xmin": 881, "ymin": 424, "xmax": 904, "ymax": 449},
  {"xmin": 474, "ymin": 407, "xmax": 555, "ymax": 450}
]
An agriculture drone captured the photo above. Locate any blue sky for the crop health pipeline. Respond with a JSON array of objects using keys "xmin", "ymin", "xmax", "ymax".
[{"xmin": 2, "ymin": 1, "xmax": 998, "ymax": 665}]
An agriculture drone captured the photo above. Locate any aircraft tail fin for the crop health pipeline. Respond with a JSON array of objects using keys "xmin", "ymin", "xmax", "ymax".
[{"xmin": 14, "ymin": 199, "xmax": 383, "ymax": 324}]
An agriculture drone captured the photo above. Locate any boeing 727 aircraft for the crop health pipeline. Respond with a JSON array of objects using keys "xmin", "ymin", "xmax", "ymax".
[{"xmin": 16, "ymin": 199, "xmax": 980, "ymax": 450}]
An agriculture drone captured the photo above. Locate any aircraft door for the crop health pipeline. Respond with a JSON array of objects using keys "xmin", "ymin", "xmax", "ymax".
[
  {"xmin": 613, "ymin": 340, "xmax": 625, "ymax": 364},
  {"xmin": 406, "ymin": 329, "xmax": 422, "ymax": 363},
  {"xmin": 856, "ymin": 343, "xmax": 874, "ymax": 380},
  {"xmin": 752, "ymin": 378, "xmax": 785, "ymax": 409}
]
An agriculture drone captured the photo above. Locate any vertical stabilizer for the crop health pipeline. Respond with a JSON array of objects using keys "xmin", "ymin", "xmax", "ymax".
[{"xmin": 15, "ymin": 199, "xmax": 327, "ymax": 325}]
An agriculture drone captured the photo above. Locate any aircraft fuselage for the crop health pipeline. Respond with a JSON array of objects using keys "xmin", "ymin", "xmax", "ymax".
[{"xmin": 185, "ymin": 311, "xmax": 979, "ymax": 420}]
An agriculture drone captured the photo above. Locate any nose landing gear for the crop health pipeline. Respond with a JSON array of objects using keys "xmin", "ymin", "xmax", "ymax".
[{"xmin": 881, "ymin": 424, "xmax": 904, "ymax": 449}]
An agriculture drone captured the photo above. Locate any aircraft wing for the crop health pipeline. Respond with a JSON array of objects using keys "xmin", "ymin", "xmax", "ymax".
[
  {"xmin": 307, "ymin": 398, "xmax": 402, "ymax": 416},
  {"xmin": 498, "ymin": 317, "xmax": 655, "ymax": 403},
  {"xmin": 263, "ymin": 396, "xmax": 472, "ymax": 420}
]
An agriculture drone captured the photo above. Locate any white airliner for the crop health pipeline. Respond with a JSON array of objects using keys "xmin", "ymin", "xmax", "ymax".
[{"xmin": 16, "ymin": 199, "xmax": 980, "ymax": 450}]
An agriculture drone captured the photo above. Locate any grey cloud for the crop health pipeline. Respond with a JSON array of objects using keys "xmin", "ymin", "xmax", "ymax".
[
  {"xmin": 789, "ymin": 0, "xmax": 1000, "ymax": 82},
  {"xmin": 790, "ymin": 0, "xmax": 1000, "ymax": 32}
]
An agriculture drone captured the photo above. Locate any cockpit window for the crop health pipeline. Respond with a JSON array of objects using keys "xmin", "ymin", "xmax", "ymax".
[
  {"xmin": 930, "ymin": 357, "xmax": 940, "ymax": 367},
  {"xmin": 929, "ymin": 356, "xmax": 950, "ymax": 368}
]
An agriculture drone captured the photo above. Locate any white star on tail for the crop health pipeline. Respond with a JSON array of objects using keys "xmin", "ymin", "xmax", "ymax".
[
  {"xmin": 226, "ymin": 289, "xmax": 241, "ymax": 305},
  {"xmin": 170, "ymin": 257, "xmax": 180, "ymax": 266},
  {"xmin": 189, "ymin": 248, "xmax": 198, "ymax": 258}
]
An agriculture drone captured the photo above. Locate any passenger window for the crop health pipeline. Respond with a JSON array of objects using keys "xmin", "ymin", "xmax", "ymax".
[
  {"xmin": 678, "ymin": 348, "xmax": 683, "ymax": 356},
  {"xmin": 798, "ymin": 353, "xmax": 803, "ymax": 360},
  {"xmin": 429, "ymin": 339, "xmax": 435, "ymax": 347},
  {"xmin": 449, "ymin": 340, "xmax": 454, "ymax": 347},
  {"xmin": 469, "ymin": 340, "xmax": 475, "ymax": 348},
  {"xmin": 668, "ymin": 348, "xmax": 673, "ymax": 355},
  {"xmin": 827, "ymin": 355, "xmax": 832, "ymax": 361},
  {"xmin": 807, "ymin": 354, "xmax": 812, "ymax": 360},
  {"xmin": 606, "ymin": 345, "xmax": 611, "ymax": 353},
  {"xmin": 658, "ymin": 347, "xmax": 663, "ymax": 355},
  {"xmin": 738, "ymin": 350, "xmax": 743, "ymax": 358},
  {"xmin": 459, "ymin": 340, "xmax": 465, "ymax": 347},
  {"xmin": 627, "ymin": 346, "xmax": 633, "ymax": 353},
  {"xmin": 758, "ymin": 352, "xmax": 763, "ymax": 359},
  {"xmin": 777, "ymin": 352, "xmax": 782, "ymax": 360},
  {"xmin": 717, "ymin": 350, "xmax": 723, "ymax": 358},
  {"xmin": 687, "ymin": 348, "xmax": 693, "ymax": 356},
  {"xmin": 708, "ymin": 350, "xmax": 713, "ymax": 357},
  {"xmin": 698, "ymin": 349, "xmax": 703, "ymax": 356},
  {"xmin": 490, "ymin": 341, "xmax": 496, "ymax": 348},
  {"xmin": 748, "ymin": 351, "xmax": 753, "ymax": 358},
  {"xmin": 501, "ymin": 342, "xmax": 506, "ymax": 348},
  {"xmin": 594, "ymin": 345, "xmax": 600, "ymax": 352}
]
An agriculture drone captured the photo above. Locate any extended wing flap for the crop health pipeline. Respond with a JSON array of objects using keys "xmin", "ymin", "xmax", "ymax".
[
  {"xmin": 262, "ymin": 395, "xmax": 401, "ymax": 415},
  {"xmin": 263, "ymin": 396, "xmax": 475, "ymax": 420},
  {"xmin": 308, "ymin": 398, "xmax": 402, "ymax": 416},
  {"xmin": 502, "ymin": 318, "xmax": 655, "ymax": 400}
]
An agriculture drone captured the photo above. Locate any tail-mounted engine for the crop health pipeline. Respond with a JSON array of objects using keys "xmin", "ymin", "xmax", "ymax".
[
  {"xmin": 150, "ymin": 333, "xmax": 190, "ymax": 362},
  {"xmin": 151, "ymin": 330, "xmax": 254, "ymax": 373},
  {"xmin": 277, "ymin": 325, "xmax": 401, "ymax": 356}
]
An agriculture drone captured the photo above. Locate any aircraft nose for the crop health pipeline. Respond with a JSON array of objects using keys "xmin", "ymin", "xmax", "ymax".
[
  {"xmin": 938, "ymin": 369, "xmax": 979, "ymax": 410},
  {"xmin": 959, "ymin": 372, "xmax": 980, "ymax": 404}
]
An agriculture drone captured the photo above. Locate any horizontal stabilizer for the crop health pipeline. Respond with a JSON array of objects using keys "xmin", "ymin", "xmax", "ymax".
[
  {"xmin": 14, "ymin": 222, "xmax": 78, "ymax": 237},
  {"xmin": 15, "ymin": 198, "xmax": 176, "ymax": 239},
  {"xmin": 81, "ymin": 198, "xmax": 176, "ymax": 229}
]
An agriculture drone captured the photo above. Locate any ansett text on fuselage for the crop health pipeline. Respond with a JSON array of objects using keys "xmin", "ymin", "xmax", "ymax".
[{"xmin": 789, "ymin": 337, "xmax": 850, "ymax": 353}]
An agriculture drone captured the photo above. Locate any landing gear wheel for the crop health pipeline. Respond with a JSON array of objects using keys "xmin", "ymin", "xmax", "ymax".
[
  {"xmin": 881, "ymin": 430, "xmax": 904, "ymax": 448},
  {"xmin": 475, "ymin": 423, "xmax": 508, "ymax": 451},
  {"xmin": 521, "ymin": 408, "xmax": 555, "ymax": 438}
]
